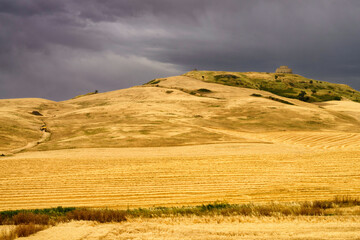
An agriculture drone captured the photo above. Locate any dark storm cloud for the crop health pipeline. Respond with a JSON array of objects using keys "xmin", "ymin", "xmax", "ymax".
[
  {"xmin": 1, "ymin": 0, "xmax": 360, "ymax": 100},
  {"xmin": 0, "ymin": 0, "xmax": 65, "ymax": 17}
]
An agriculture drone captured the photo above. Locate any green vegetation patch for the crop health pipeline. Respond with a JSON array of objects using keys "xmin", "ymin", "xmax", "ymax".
[
  {"xmin": 250, "ymin": 93, "xmax": 294, "ymax": 105},
  {"xmin": 267, "ymin": 96, "xmax": 294, "ymax": 105},
  {"xmin": 214, "ymin": 74, "xmax": 238, "ymax": 81},
  {"xmin": 184, "ymin": 70, "xmax": 360, "ymax": 103}
]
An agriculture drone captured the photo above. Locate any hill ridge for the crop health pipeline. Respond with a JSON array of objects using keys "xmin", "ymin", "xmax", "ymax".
[{"xmin": 1, "ymin": 72, "xmax": 360, "ymax": 154}]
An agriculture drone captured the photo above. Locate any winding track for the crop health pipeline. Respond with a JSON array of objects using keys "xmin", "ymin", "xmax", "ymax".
[{"xmin": 8, "ymin": 122, "xmax": 51, "ymax": 155}]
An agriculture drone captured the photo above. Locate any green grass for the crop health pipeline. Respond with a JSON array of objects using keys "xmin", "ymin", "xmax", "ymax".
[{"xmin": 184, "ymin": 71, "xmax": 360, "ymax": 103}]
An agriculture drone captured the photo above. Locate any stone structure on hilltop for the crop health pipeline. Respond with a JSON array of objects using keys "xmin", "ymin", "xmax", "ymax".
[{"xmin": 275, "ymin": 66, "xmax": 293, "ymax": 74}]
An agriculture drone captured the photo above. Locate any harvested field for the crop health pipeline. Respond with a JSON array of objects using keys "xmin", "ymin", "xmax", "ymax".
[
  {"xmin": 1, "ymin": 143, "xmax": 359, "ymax": 211},
  {"xmin": 258, "ymin": 131, "xmax": 360, "ymax": 150}
]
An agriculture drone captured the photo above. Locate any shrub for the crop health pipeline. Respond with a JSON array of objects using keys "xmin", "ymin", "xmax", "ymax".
[
  {"xmin": 196, "ymin": 88, "xmax": 212, "ymax": 93},
  {"xmin": 12, "ymin": 212, "xmax": 49, "ymax": 225},
  {"xmin": 298, "ymin": 91, "xmax": 310, "ymax": 102},
  {"xmin": 314, "ymin": 94, "xmax": 342, "ymax": 102},
  {"xmin": 268, "ymin": 96, "xmax": 294, "ymax": 105},
  {"xmin": 66, "ymin": 209, "xmax": 127, "ymax": 223},
  {"xmin": 251, "ymin": 93, "xmax": 262, "ymax": 97},
  {"xmin": 0, "ymin": 207, "xmax": 75, "ymax": 225},
  {"xmin": 30, "ymin": 111, "xmax": 43, "ymax": 116}
]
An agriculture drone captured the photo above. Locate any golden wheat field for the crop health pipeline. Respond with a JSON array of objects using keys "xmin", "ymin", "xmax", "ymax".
[{"xmin": 1, "ymin": 141, "xmax": 360, "ymax": 211}]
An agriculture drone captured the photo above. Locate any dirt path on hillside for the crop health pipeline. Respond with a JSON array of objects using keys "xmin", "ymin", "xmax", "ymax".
[{"xmin": 7, "ymin": 123, "xmax": 51, "ymax": 155}]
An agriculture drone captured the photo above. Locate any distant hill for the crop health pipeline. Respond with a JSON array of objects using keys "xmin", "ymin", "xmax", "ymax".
[
  {"xmin": 1, "ymin": 72, "xmax": 360, "ymax": 154},
  {"xmin": 183, "ymin": 70, "xmax": 360, "ymax": 103}
]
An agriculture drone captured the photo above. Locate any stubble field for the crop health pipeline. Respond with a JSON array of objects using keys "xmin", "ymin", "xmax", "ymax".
[
  {"xmin": 1, "ymin": 140, "xmax": 360, "ymax": 239},
  {"xmin": 1, "ymin": 141, "xmax": 360, "ymax": 211}
]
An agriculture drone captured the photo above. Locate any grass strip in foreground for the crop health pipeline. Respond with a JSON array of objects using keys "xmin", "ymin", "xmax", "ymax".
[{"xmin": 0, "ymin": 196, "xmax": 359, "ymax": 239}]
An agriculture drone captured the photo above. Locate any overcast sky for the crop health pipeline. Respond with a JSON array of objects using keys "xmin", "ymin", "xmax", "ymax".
[{"xmin": 1, "ymin": 0, "xmax": 360, "ymax": 101}]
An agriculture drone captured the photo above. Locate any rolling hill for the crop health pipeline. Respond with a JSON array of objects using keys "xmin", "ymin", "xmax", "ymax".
[
  {"xmin": 183, "ymin": 70, "xmax": 360, "ymax": 102},
  {"xmin": 1, "ymin": 71, "xmax": 360, "ymax": 155}
]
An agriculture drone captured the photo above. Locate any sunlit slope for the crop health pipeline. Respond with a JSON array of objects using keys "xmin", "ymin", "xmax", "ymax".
[
  {"xmin": 184, "ymin": 70, "xmax": 360, "ymax": 102},
  {"xmin": 1, "ymin": 74, "xmax": 360, "ymax": 152},
  {"xmin": 0, "ymin": 98, "xmax": 56, "ymax": 153},
  {"xmin": 29, "ymin": 75, "xmax": 360, "ymax": 151}
]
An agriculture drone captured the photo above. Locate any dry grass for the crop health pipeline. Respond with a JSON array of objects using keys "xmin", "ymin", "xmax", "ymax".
[
  {"xmin": 0, "ymin": 208, "xmax": 126, "ymax": 239},
  {"xmin": 0, "ymin": 224, "xmax": 47, "ymax": 240},
  {"xmin": 2, "ymin": 75, "xmax": 360, "ymax": 153},
  {"xmin": 0, "ymin": 208, "xmax": 126, "ymax": 226},
  {"xmin": 10, "ymin": 215, "xmax": 360, "ymax": 240},
  {"xmin": 1, "ymin": 197, "xmax": 359, "ymax": 224},
  {"xmin": 0, "ymin": 98, "xmax": 52, "ymax": 153},
  {"xmin": 13, "ymin": 224, "xmax": 47, "ymax": 238},
  {"xmin": 1, "ymin": 198, "xmax": 359, "ymax": 239}
]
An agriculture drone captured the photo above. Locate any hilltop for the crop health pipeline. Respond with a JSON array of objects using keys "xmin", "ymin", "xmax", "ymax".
[
  {"xmin": 1, "ymin": 71, "xmax": 360, "ymax": 155},
  {"xmin": 183, "ymin": 70, "xmax": 360, "ymax": 102}
]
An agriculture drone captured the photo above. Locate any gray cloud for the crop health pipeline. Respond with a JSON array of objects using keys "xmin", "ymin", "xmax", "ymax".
[{"xmin": 1, "ymin": 0, "xmax": 359, "ymax": 101}]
